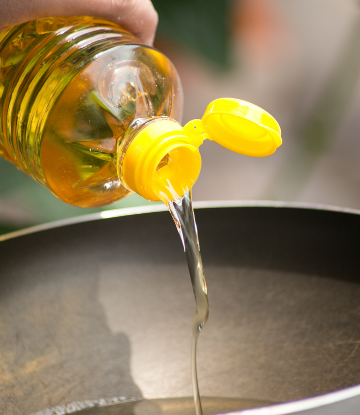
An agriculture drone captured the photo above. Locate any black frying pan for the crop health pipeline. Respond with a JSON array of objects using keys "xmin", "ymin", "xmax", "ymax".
[{"xmin": 1, "ymin": 202, "xmax": 360, "ymax": 415}]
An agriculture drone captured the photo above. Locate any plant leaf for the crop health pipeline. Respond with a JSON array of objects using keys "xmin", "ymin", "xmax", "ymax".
[{"xmin": 152, "ymin": 0, "xmax": 233, "ymax": 69}]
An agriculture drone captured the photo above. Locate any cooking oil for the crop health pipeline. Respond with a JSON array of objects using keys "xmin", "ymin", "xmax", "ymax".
[
  {"xmin": 168, "ymin": 191, "xmax": 209, "ymax": 415},
  {"xmin": 0, "ymin": 16, "xmax": 182, "ymax": 207}
]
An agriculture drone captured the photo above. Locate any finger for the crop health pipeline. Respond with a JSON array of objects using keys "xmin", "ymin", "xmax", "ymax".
[{"xmin": 0, "ymin": 0, "xmax": 158, "ymax": 46}]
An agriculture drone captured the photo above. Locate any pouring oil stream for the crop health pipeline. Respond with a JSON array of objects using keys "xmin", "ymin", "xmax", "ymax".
[{"xmin": 168, "ymin": 190, "xmax": 209, "ymax": 415}]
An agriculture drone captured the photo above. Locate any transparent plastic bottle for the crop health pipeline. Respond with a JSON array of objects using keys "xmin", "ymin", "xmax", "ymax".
[
  {"xmin": 0, "ymin": 16, "xmax": 183, "ymax": 207},
  {"xmin": 0, "ymin": 16, "xmax": 282, "ymax": 207}
]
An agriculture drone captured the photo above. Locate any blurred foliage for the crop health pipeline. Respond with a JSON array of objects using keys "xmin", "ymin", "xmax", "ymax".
[
  {"xmin": 0, "ymin": 222, "xmax": 19, "ymax": 235},
  {"xmin": 152, "ymin": 0, "xmax": 233, "ymax": 69},
  {"xmin": 0, "ymin": 157, "xmax": 155, "ymax": 235}
]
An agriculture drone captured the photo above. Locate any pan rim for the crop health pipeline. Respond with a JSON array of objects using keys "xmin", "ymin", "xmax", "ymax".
[
  {"xmin": 234, "ymin": 382, "xmax": 360, "ymax": 414},
  {"xmin": 0, "ymin": 199, "xmax": 359, "ymax": 243}
]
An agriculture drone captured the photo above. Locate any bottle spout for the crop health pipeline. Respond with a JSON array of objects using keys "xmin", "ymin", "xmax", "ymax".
[
  {"xmin": 119, "ymin": 118, "xmax": 202, "ymax": 204},
  {"xmin": 119, "ymin": 98, "xmax": 282, "ymax": 204}
]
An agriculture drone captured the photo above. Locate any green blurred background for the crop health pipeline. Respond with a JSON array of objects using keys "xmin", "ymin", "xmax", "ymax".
[{"xmin": 1, "ymin": 0, "xmax": 360, "ymax": 235}]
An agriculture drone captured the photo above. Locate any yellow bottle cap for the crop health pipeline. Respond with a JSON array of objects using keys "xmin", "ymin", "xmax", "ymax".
[
  {"xmin": 120, "ymin": 98, "xmax": 281, "ymax": 204},
  {"xmin": 120, "ymin": 119, "xmax": 202, "ymax": 203},
  {"xmin": 185, "ymin": 98, "xmax": 282, "ymax": 156}
]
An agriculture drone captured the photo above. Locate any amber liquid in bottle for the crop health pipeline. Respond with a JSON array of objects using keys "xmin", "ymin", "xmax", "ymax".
[{"xmin": 0, "ymin": 16, "xmax": 183, "ymax": 207}]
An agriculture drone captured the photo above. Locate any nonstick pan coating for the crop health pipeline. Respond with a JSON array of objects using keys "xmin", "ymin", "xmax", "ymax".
[{"xmin": 0, "ymin": 202, "xmax": 360, "ymax": 415}]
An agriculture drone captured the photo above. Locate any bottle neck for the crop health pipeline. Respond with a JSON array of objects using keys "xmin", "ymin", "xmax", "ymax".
[{"xmin": 117, "ymin": 117, "xmax": 202, "ymax": 204}]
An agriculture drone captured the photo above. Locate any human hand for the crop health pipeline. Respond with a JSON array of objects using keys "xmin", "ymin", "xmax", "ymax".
[{"xmin": 0, "ymin": 0, "xmax": 158, "ymax": 45}]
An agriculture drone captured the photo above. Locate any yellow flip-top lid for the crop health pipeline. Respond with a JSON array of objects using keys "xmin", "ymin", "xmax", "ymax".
[
  {"xmin": 185, "ymin": 98, "xmax": 282, "ymax": 156},
  {"xmin": 120, "ymin": 98, "xmax": 282, "ymax": 204}
]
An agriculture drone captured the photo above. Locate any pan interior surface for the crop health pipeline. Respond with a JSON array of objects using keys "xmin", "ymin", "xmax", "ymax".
[{"xmin": 0, "ymin": 205, "xmax": 360, "ymax": 415}]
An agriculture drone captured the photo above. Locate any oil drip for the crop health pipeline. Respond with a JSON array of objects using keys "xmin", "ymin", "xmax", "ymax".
[{"xmin": 168, "ymin": 191, "xmax": 209, "ymax": 415}]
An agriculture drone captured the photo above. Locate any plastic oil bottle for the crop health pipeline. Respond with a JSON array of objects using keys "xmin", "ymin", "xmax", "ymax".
[{"xmin": 0, "ymin": 16, "xmax": 281, "ymax": 207}]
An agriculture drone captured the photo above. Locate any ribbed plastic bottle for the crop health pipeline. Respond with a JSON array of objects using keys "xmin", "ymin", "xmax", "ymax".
[{"xmin": 0, "ymin": 16, "xmax": 282, "ymax": 207}]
